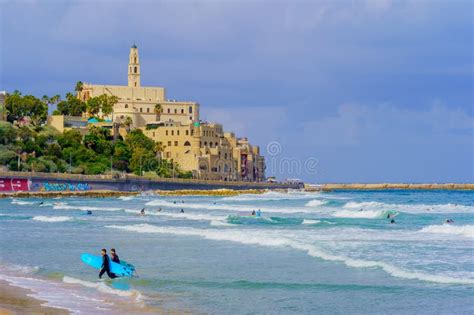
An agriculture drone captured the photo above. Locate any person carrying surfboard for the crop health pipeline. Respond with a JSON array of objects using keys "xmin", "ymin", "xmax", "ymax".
[
  {"xmin": 99, "ymin": 249, "xmax": 116, "ymax": 279},
  {"xmin": 110, "ymin": 248, "xmax": 120, "ymax": 264}
]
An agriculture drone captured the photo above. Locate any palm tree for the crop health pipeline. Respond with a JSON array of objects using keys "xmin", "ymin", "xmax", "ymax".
[
  {"xmin": 75, "ymin": 81, "xmax": 84, "ymax": 92},
  {"xmin": 124, "ymin": 116, "xmax": 133, "ymax": 133}
]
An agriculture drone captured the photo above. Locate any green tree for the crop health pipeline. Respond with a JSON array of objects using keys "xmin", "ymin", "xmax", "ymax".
[
  {"xmin": 86, "ymin": 97, "xmax": 101, "ymax": 117},
  {"xmin": 56, "ymin": 93, "xmax": 86, "ymax": 116},
  {"xmin": 5, "ymin": 91, "xmax": 47, "ymax": 124},
  {"xmin": 0, "ymin": 121, "xmax": 17, "ymax": 144}
]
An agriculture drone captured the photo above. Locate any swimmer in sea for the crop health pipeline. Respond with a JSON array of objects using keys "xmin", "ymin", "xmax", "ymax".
[
  {"xmin": 140, "ymin": 208, "xmax": 145, "ymax": 215},
  {"xmin": 390, "ymin": 219, "xmax": 395, "ymax": 224},
  {"xmin": 180, "ymin": 209, "xmax": 184, "ymax": 213}
]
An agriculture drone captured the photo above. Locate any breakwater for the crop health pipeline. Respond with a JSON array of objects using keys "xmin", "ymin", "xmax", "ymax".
[{"xmin": 322, "ymin": 183, "xmax": 474, "ymax": 191}]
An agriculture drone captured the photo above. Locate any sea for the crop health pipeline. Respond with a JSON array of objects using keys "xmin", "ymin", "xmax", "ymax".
[{"xmin": 0, "ymin": 190, "xmax": 473, "ymax": 314}]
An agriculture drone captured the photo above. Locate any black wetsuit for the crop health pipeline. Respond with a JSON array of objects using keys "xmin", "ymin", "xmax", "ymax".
[
  {"xmin": 111, "ymin": 254, "xmax": 120, "ymax": 264},
  {"xmin": 99, "ymin": 254, "xmax": 116, "ymax": 279}
]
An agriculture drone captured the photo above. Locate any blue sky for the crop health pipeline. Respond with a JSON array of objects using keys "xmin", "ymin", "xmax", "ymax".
[{"xmin": 1, "ymin": 0, "xmax": 472, "ymax": 183}]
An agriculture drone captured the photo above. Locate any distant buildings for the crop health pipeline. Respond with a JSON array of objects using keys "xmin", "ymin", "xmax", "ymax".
[{"xmin": 50, "ymin": 45, "xmax": 265, "ymax": 181}]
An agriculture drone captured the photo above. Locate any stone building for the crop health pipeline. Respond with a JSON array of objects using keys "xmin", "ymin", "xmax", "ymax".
[{"xmin": 72, "ymin": 44, "xmax": 265, "ymax": 181}]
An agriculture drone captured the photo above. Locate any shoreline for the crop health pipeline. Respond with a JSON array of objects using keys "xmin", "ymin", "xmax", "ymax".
[{"xmin": 0, "ymin": 280, "xmax": 69, "ymax": 315}]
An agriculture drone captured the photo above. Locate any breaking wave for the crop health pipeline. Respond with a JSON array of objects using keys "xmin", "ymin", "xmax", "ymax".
[
  {"xmin": 11, "ymin": 199, "xmax": 36, "ymax": 205},
  {"xmin": 419, "ymin": 224, "xmax": 474, "ymax": 238},
  {"xmin": 331, "ymin": 210, "xmax": 386, "ymax": 219},
  {"xmin": 106, "ymin": 224, "xmax": 474, "ymax": 285},
  {"xmin": 343, "ymin": 201, "xmax": 474, "ymax": 214},
  {"xmin": 32, "ymin": 216, "xmax": 73, "ymax": 222}
]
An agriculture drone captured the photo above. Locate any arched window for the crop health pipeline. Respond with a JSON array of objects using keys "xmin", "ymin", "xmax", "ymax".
[
  {"xmin": 189, "ymin": 106, "xmax": 193, "ymax": 113},
  {"xmin": 204, "ymin": 141, "xmax": 207, "ymax": 146},
  {"xmin": 129, "ymin": 66, "xmax": 132, "ymax": 72},
  {"xmin": 125, "ymin": 104, "xmax": 128, "ymax": 108},
  {"xmin": 181, "ymin": 109, "xmax": 184, "ymax": 114},
  {"xmin": 134, "ymin": 66, "xmax": 137, "ymax": 73},
  {"xmin": 184, "ymin": 141, "xmax": 191, "ymax": 146},
  {"xmin": 215, "ymin": 142, "xmax": 218, "ymax": 147},
  {"xmin": 134, "ymin": 56, "xmax": 137, "ymax": 63}
]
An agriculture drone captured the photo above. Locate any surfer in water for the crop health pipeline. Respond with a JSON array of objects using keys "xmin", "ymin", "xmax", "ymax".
[
  {"xmin": 110, "ymin": 248, "xmax": 120, "ymax": 264},
  {"xmin": 86, "ymin": 210, "xmax": 92, "ymax": 215},
  {"xmin": 99, "ymin": 249, "xmax": 116, "ymax": 279},
  {"xmin": 180, "ymin": 209, "xmax": 184, "ymax": 213},
  {"xmin": 256, "ymin": 209, "xmax": 261, "ymax": 217},
  {"xmin": 140, "ymin": 208, "xmax": 145, "ymax": 216},
  {"xmin": 251, "ymin": 210, "xmax": 256, "ymax": 216}
]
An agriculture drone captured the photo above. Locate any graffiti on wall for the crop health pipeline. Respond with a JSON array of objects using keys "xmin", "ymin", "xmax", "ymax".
[
  {"xmin": 0, "ymin": 178, "xmax": 31, "ymax": 191},
  {"xmin": 42, "ymin": 182, "xmax": 91, "ymax": 191}
]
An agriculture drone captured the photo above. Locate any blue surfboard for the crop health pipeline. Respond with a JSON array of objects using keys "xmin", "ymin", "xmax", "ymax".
[{"xmin": 81, "ymin": 253, "xmax": 134, "ymax": 277}]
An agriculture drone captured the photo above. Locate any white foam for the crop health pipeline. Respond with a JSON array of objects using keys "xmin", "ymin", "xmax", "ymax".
[
  {"xmin": 302, "ymin": 219, "xmax": 321, "ymax": 225},
  {"xmin": 129, "ymin": 209, "xmax": 225, "ymax": 222},
  {"xmin": 63, "ymin": 276, "xmax": 144, "ymax": 301},
  {"xmin": 419, "ymin": 224, "xmax": 474, "ymax": 238},
  {"xmin": 331, "ymin": 209, "xmax": 384, "ymax": 219},
  {"xmin": 107, "ymin": 224, "xmax": 474, "ymax": 285},
  {"xmin": 145, "ymin": 199, "xmax": 314, "ymax": 214},
  {"xmin": 32, "ymin": 216, "xmax": 73, "ymax": 222},
  {"xmin": 11, "ymin": 199, "xmax": 35, "ymax": 205},
  {"xmin": 305, "ymin": 200, "xmax": 327, "ymax": 207},
  {"xmin": 118, "ymin": 196, "xmax": 135, "ymax": 201},
  {"xmin": 53, "ymin": 204, "xmax": 123, "ymax": 212},
  {"xmin": 222, "ymin": 191, "xmax": 320, "ymax": 201},
  {"xmin": 343, "ymin": 201, "xmax": 474, "ymax": 214},
  {"xmin": 210, "ymin": 220, "xmax": 233, "ymax": 227}
]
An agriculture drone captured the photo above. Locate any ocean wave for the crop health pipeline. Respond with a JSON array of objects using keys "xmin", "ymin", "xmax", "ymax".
[
  {"xmin": 53, "ymin": 204, "xmax": 124, "ymax": 212},
  {"xmin": 343, "ymin": 201, "xmax": 474, "ymax": 214},
  {"xmin": 305, "ymin": 200, "xmax": 327, "ymax": 207},
  {"xmin": 106, "ymin": 224, "xmax": 474, "ymax": 285},
  {"xmin": 125, "ymin": 209, "xmax": 226, "ymax": 222},
  {"xmin": 11, "ymin": 199, "xmax": 36, "ymax": 205},
  {"xmin": 419, "ymin": 224, "xmax": 474, "ymax": 238},
  {"xmin": 145, "ymin": 199, "xmax": 314, "ymax": 214},
  {"xmin": 302, "ymin": 219, "xmax": 321, "ymax": 225},
  {"xmin": 118, "ymin": 196, "xmax": 136, "ymax": 201},
  {"xmin": 32, "ymin": 216, "xmax": 73, "ymax": 223},
  {"xmin": 331, "ymin": 210, "xmax": 385, "ymax": 219},
  {"xmin": 222, "ymin": 191, "xmax": 320, "ymax": 202},
  {"xmin": 63, "ymin": 276, "xmax": 144, "ymax": 301},
  {"xmin": 210, "ymin": 220, "xmax": 233, "ymax": 227}
]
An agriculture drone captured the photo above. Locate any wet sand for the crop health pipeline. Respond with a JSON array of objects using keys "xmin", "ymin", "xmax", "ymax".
[{"xmin": 0, "ymin": 280, "xmax": 69, "ymax": 314}]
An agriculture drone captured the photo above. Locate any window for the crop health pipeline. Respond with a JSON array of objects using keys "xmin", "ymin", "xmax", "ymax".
[
  {"xmin": 120, "ymin": 115, "xmax": 124, "ymax": 119},
  {"xmin": 171, "ymin": 130, "xmax": 174, "ymax": 136},
  {"xmin": 168, "ymin": 141, "xmax": 171, "ymax": 146},
  {"xmin": 140, "ymin": 108, "xmax": 142, "ymax": 112},
  {"xmin": 134, "ymin": 56, "xmax": 137, "ymax": 63},
  {"xmin": 134, "ymin": 82, "xmax": 137, "ymax": 87},
  {"xmin": 189, "ymin": 116, "xmax": 192, "ymax": 120},
  {"xmin": 167, "ymin": 109, "xmax": 170, "ymax": 113},
  {"xmin": 210, "ymin": 142, "xmax": 213, "ymax": 148},
  {"xmin": 166, "ymin": 130, "xmax": 168, "ymax": 136},
  {"xmin": 125, "ymin": 104, "xmax": 128, "ymax": 108},
  {"xmin": 174, "ymin": 141, "xmax": 178, "ymax": 146},
  {"xmin": 174, "ymin": 109, "xmax": 177, "ymax": 114},
  {"xmin": 189, "ymin": 106, "xmax": 193, "ymax": 113},
  {"xmin": 134, "ymin": 66, "xmax": 137, "ymax": 73},
  {"xmin": 184, "ymin": 141, "xmax": 191, "ymax": 146},
  {"xmin": 185, "ymin": 130, "xmax": 189, "ymax": 136},
  {"xmin": 147, "ymin": 108, "xmax": 150, "ymax": 113},
  {"xmin": 191, "ymin": 130, "xmax": 194, "ymax": 135},
  {"xmin": 215, "ymin": 142, "xmax": 218, "ymax": 147},
  {"xmin": 204, "ymin": 141, "xmax": 207, "ymax": 146},
  {"xmin": 177, "ymin": 130, "xmax": 180, "ymax": 136},
  {"xmin": 224, "ymin": 153, "xmax": 227, "ymax": 159},
  {"xmin": 129, "ymin": 66, "xmax": 131, "ymax": 72},
  {"xmin": 181, "ymin": 109, "xmax": 184, "ymax": 114}
]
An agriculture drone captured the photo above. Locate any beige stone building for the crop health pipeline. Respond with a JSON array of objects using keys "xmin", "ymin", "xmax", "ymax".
[{"xmin": 72, "ymin": 44, "xmax": 265, "ymax": 181}]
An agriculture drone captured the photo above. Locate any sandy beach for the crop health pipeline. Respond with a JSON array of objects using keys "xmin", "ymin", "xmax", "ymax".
[{"xmin": 0, "ymin": 280, "xmax": 69, "ymax": 315}]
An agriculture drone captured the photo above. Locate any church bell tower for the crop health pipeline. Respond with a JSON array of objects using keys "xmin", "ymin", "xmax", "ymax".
[{"xmin": 128, "ymin": 43, "xmax": 141, "ymax": 87}]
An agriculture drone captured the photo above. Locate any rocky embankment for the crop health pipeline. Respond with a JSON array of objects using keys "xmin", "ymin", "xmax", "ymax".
[{"xmin": 322, "ymin": 183, "xmax": 474, "ymax": 191}]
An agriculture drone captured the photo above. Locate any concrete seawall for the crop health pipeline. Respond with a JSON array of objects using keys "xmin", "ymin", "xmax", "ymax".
[{"xmin": 0, "ymin": 171, "xmax": 301, "ymax": 193}]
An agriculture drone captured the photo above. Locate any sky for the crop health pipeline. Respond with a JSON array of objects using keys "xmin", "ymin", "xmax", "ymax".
[{"xmin": 0, "ymin": 0, "xmax": 472, "ymax": 183}]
